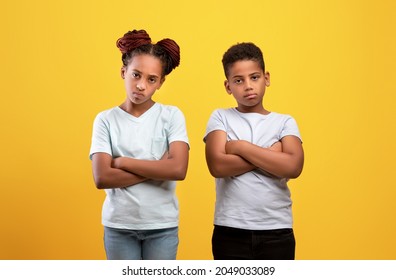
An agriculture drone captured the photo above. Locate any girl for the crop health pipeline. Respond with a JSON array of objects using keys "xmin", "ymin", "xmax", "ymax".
[{"xmin": 89, "ymin": 29, "xmax": 189, "ymax": 260}]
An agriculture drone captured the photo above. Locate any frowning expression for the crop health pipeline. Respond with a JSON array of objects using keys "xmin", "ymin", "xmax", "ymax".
[
  {"xmin": 224, "ymin": 59, "xmax": 270, "ymax": 113},
  {"xmin": 121, "ymin": 54, "xmax": 164, "ymax": 106}
]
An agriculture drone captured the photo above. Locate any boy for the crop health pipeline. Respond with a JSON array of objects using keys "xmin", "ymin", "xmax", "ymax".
[{"xmin": 204, "ymin": 42, "xmax": 304, "ymax": 260}]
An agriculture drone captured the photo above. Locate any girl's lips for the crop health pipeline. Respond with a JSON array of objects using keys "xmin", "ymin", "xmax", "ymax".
[{"xmin": 132, "ymin": 92, "xmax": 144, "ymax": 98}]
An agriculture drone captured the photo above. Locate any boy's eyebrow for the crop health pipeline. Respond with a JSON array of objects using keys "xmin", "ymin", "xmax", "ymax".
[
  {"xmin": 231, "ymin": 74, "xmax": 243, "ymax": 79},
  {"xmin": 231, "ymin": 72, "xmax": 261, "ymax": 79}
]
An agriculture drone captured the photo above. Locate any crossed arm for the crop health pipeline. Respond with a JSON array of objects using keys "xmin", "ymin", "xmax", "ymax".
[
  {"xmin": 205, "ymin": 130, "xmax": 304, "ymax": 178},
  {"xmin": 91, "ymin": 141, "xmax": 189, "ymax": 189}
]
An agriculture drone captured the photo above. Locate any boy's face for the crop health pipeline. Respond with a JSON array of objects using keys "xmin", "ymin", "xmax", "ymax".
[{"xmin": 224, "ymin": 60, "xmax": 270, "ymax": 113}]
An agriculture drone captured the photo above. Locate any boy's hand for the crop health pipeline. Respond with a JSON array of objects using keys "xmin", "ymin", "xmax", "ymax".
[
  {"xmin": 269, "ymin": 141, "xmax": 282, "ymax": 152},
  {"xmin": 225, "ymin": 140, "xmax": 240, "ymax": 155},
  {"xmin": 161, "ymin": 151, "xmax": 169, "ymax": 160}
]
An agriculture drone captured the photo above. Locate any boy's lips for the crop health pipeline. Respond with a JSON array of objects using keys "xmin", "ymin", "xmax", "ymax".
[{"xmin": 244, "ymin": 93, "xmax": 257, "ymax": 99}]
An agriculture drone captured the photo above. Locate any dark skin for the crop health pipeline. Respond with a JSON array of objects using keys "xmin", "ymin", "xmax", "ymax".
[
  {"xmin": 92, "ymin": 54, "xmax": 189, "ymax": 189},
  {"xmin": 205, "ymin": 60, "xmax": 304, "ymax": 179}
]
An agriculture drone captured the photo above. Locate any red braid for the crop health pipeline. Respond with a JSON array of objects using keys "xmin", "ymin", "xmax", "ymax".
[
  {"xmin": 156, "ymin": 39, "xmax": 180, "ymax": 70},
  {"xmin": 116, "ymin": 30, "xmax": 151, "ymax": 54}
]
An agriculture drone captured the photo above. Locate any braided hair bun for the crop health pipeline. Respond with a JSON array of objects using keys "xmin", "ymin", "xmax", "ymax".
[
  {"xmin": 116, "ymin": 29, "xmax": 180, "ymax": 76},
  {"xmin": 157, "ymin": 38, "xmax": 180, "ymax": 72},
  {"xmin": 116, "ymin": 30, "xmax": 151, "ymax": 54}
]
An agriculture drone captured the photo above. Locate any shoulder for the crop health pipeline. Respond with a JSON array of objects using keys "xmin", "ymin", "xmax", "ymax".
[
  {"xmin": 92, "ymin": 107, "xmax": 117, "ymax": 125},
  {"xmin": 155, "ymin": 103, "xmax": 186, "ymax": 124},
  {"xmin": 269, "ymin": 112, "xmax": 301, "ymax": 139},
  {"xmin": 268, "ymin": 112, "xmax": 298, "ymax": 123},
  {"xmin": 209, "ymin": 107, "xmax": 236, "ymax": 118},
  {"xmin": 95, "ymin": 106, "xmax": 119, "ymax": 120},
  {"xmin": 156, "ymin": 103, "xmax": 185, "ymax": 119},
  {"xmin": 157, "ymin": 103, "xmax": 183, "ymax": 114}
]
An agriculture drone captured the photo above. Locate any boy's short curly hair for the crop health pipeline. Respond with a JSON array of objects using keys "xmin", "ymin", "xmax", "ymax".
[{"xmin": 222, "ymin": 42, "xmax": 265, "ymax": 78}]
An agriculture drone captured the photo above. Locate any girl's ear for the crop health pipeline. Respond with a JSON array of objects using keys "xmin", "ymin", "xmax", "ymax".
[
  {"xmin": 157, "ymin": 77, "xmax": 165, "ymax": 90},
  {"xmin": 121, "ymin": 67, "xmax": 126, "ymax": 79},
  {"xmin": 224, "ymin": 80, "xmax": 232, "ymax": 94}
]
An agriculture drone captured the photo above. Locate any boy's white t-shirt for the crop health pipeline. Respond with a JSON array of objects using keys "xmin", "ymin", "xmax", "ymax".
[
  {"xmin": 204, "ymin": 108, "xmax": 302, "ymax": 230},
  {"xmin": 90, "ymin": 103, "xmax": 189, "ymax": 230}
]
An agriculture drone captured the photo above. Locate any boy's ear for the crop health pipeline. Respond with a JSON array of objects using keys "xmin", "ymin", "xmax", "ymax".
[
  {"xmin": 224, "ymin": 80, "xmax": 232, "ymax": 94},
  {"xmin": 265, "ymin": 71, "xmax": 270, "ymax": 86},
  {"xmin": 121, "ymin": 67, "xmax": 126, "ymax": 79}
]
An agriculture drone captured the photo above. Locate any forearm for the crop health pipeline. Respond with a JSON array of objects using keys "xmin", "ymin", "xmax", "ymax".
[
  {"xmin": 113, "ymin": 141, "xmax": 189, "ymax": 181},
  {"xmin": 227, "ymin": 139, "xmax": 304, "ymax": 179},
  {"xmin": 114, "ymin": 157, "xmax": 187, "ymax": 181},
  {"xmin": 94, "ymin": 167, "xmax": 147, "ymax": 189},
  {"xmin": 205, "ymin": 152, "xmax": 255, "ymax": 178},
  {"xmin": 205, "ymin": 130, "xmax": 255, "ymax": 178},
  {"xmin": 91, "ymin": 152, "xmax": 147, "ymax": 189}
]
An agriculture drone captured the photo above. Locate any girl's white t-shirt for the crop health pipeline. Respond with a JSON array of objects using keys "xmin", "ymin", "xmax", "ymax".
[{"xmin": 90, "ymin": 103, "xmax": 189, "ymax": 230}]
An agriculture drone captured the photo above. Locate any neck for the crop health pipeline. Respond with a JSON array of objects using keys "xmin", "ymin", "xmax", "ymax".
[
  {"xmin": 120, "ymin": 99, "xmax": 155, "ymax": 117},
  {"xmin": 236, "ymin": 104, "xmax": 270, "ymax": 115}
]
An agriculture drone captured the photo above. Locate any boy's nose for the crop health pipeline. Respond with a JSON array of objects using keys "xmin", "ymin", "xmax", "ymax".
[{"xmin": 245, "ymin": 81, "xmax": 253, "ymax": 90}]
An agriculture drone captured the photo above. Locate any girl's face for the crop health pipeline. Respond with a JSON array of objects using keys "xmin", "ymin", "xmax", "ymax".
[
  {"xmin": 224, "ymin": 60, "xmax": 270, "ymax": 113},
  {"xmin": 121, "ymin": 54, "xmax": 164, "ymax": 106}
]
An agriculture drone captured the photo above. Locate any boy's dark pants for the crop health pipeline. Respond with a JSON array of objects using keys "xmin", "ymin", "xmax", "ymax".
[{"xmin": 212, "ymin": 225, "xmax": 295, "ymax": 260}]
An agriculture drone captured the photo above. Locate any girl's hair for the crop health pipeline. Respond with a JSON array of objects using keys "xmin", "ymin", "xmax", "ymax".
[
  {"xmin": 116, "ymin": 29, "xmax": 180, "ymax": 76},
  {"xmin": 222, "ymin": 42, "xmax": 265, "ymax": 78}
]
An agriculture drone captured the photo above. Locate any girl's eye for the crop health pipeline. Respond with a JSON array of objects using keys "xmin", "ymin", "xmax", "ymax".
[
  {"xmin": 132, "ymin": 73, "xmax": 140, "ymax": 78},
  {"xmin": 148, "ymin": 78, "xmax": 157, "ymax": 83}
]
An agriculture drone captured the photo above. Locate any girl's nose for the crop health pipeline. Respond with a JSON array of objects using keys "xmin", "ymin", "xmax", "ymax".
[{"xmin": 136, "ymin": 83, "xmax": 145, "ymax": 91}]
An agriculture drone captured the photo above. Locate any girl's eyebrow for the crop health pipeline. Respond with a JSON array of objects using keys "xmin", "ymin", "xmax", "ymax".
[
  {"xmin": 148, "ymin": 74, "xmax": 160, "ymax": 79},
  {"xmin": 131, "ymin": 69, "xmax": 160, "ymax": 79}
]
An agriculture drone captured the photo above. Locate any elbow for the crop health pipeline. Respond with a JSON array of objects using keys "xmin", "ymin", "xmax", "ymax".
[
  {"xmin": 287, "ymin": 165, "xmax": 303, "ymax": 179},
  {"xmin": 93, "ymin": 175, "xmax": 107, "ymax": 189},
  {"xmin": 289, "ymin": 154, "xmax": 304, "ymax": 179},
  {"xmin": 173, "ymin": 166, "xmax": 188, "ymax": 181},
  {"xmin": 174, "ymin": 173, "xmax": 186, "ymax": 181},
  {"xmin": 166, "ymin": 163, "xmax": 188, "ymax": 181},
  {"xmin": 207, "ymin": 165, "xmax": 225, "ymax": 178}
]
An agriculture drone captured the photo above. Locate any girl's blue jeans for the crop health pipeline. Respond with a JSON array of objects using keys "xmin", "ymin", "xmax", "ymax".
[{"xmin": 104, "ymin": 226, "xmax": 179, "ymax": 260}]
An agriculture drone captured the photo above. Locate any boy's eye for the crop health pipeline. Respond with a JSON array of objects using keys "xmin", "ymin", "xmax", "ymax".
[
  {"xmin": 234, "ymin": 79, "xmax": 242, "ymax": 84},
  {"xmin": 251, "ymin": 75, "xmax": 260, "ymax": 81}
]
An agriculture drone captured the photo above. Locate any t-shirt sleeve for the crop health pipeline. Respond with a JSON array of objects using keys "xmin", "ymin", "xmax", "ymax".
[
  {"xmin": 280, "ymin": 116, "xmax": 302, "ymax": 142},
  {"xmin": 89, "ymin": 112, "xmax": 112, "ymax": 159},
  {"xmin": 168, "ymin": 108, "xmax": 189, "ymax": 147},
  {"xmin": 203, "ymin": 109, "xmax": 226, "ymax": 142}
]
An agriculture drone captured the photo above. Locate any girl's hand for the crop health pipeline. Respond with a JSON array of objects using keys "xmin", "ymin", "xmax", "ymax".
[{"xmin": 112, "ymin": 157, "xmax": 123, "ymax": 169}]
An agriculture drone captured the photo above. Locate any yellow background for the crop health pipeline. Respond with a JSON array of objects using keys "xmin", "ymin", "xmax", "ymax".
[{"xmin": 1, "ymin": 0, "xmax": 395, "ymax": 259}]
